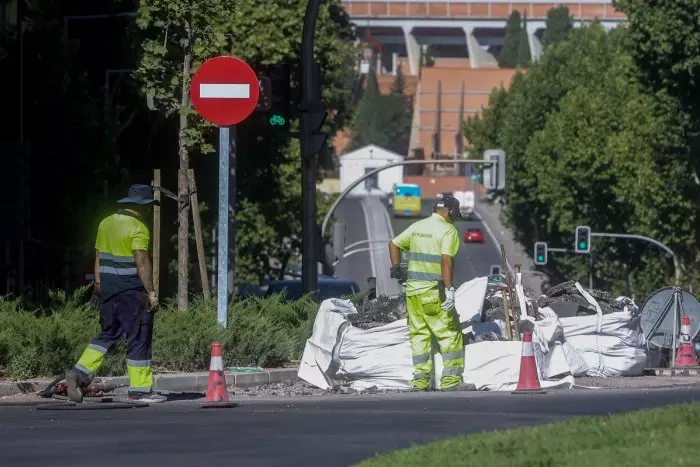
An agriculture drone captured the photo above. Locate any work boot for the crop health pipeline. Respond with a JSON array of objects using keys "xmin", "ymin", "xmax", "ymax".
[
  {"xmin": 441, "ymin": 382, "xmax": 477, "ymax": 392},
  {"xmin": 127, "ymin": 391, "xmax": 167, "ymax": 404},
  {"xmin": 64, "ymin": 369, "xmax": 90, "ymax": 403}
]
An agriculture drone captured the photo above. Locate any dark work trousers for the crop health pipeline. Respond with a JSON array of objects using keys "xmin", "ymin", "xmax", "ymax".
[{"xmin": 74, "ymin": 289, "xmax": 154, "ymax": 392}]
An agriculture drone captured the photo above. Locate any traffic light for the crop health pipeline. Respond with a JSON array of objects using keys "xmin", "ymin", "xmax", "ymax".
[
  {"xmin": 489, "ymin": 265, "xmax": 501, "ymax": 282},
  {"xmin": 575, "ymin": 226, "xmax": 591, "ymax": 253},
  {"xmin": 534, "ymin": 242, "xmax": 548, "ymax": 266},
  {"xmin": 256, "ymin": 76, "xmax": 272, "ymax": 111},
  {"xmin": 260, "ymin": 62, "xmax": 291, "ymax": 131}
]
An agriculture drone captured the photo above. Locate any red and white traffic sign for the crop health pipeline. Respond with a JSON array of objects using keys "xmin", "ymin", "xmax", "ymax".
[{"xmin": 190, "ymin": 56, "xmax": 260, "ymax": 126}]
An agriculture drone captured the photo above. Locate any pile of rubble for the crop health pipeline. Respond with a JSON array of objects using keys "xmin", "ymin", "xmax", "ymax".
[
  {"xmin": 534, "ymin": 281, "xmax": 635, "ymax": 318},
  {"xmin": 347, "ymin": 279, "xmax": 637, "ymax": 330},
  {"xmin": 348, "ymin": 294, "xmax": 407, "ymax": 329}
]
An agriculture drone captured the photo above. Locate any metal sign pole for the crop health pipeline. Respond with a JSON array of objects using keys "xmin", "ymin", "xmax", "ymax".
[{"xmin": 217, "ymin": 126, "xmax": 230, "ymax": 327}]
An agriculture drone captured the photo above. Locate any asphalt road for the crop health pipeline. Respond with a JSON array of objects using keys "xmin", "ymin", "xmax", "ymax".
[
  {"xmin": 389, "ymin": 198, "xmax": 502, "ymax": 285},
  {"xmin": 333, "ymin": 197, "xmax": 374, "ymax": 291},
  {"xmin": 1, "ymin": 388, "xmax": 699, "ymax": 467}
]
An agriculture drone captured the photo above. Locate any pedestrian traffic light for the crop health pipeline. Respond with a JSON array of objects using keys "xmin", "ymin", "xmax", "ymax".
[
  {"xmin": 534, "ymin": 242, "xmax": 547, "ymax": 266},
  {"xmin": 575, "ymin": 226, "xmax": 591, "ymax": 254}
]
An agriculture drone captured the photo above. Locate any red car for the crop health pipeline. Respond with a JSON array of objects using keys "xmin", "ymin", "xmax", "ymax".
[{"xmin": 464, "ymin": 228, "xmax": 484, "ymax": 243}]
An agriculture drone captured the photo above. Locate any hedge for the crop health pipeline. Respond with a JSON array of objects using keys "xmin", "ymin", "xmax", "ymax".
[{"xmin": 0, "ymin": 287, "xmax": 319, "ymax": 380}]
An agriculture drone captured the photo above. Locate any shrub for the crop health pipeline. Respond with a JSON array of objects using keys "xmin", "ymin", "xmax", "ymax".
[{"xmin": 0, "ymin": 290, "xmax": 318, "ymax": 379}]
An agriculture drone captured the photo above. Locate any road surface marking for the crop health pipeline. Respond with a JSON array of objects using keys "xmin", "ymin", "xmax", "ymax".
[
  {"xmin": 200, "ymin": 83, "xmax": 250, "ymax": 99},
  {"xmin": 474, "ymin": 205, "xmax": 514, "ymax": 277},
  {"xmin": 360, "ymin": 198, "xmax": 377, "ymax": 279},
  {"xmin": 381, "ymin": 199, "xmax": 395, "ymax": 238}
]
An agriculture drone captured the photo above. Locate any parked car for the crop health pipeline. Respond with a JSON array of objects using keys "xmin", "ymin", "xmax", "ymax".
[
  {"xmin": 265, "ymin": 278, "xmax": 361, "ymax": 302},
  {"xmin": 464, "ymin": 228, "xmax": 484, "ymax": 243}
]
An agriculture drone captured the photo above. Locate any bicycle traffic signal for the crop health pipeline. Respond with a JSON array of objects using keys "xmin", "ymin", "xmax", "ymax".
[
  {"xmin": 575, "ymin": 226, "xmax": 591, "ymax": 254},
  {"xmin": 534, "ymin": 242, "xmax": 548, "ymax": 265},
  {"xmin": 257, "ymin": 62, "xmax": 291, "ymax": 131}
]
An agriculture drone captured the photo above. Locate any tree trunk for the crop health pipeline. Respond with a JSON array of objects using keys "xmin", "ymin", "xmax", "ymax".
[{"xmin": 177, "ymin": 23, "xmax": 193, "ymax": 311}]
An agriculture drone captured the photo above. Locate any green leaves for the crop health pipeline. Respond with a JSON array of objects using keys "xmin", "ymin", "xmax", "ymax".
[
  {"xmin": 135, "ymin": 0, "xmax": 356, "ymax": 284},
  {"xmin": 463, "ymin": 23, "xmax": 699, "ymax": 297}
]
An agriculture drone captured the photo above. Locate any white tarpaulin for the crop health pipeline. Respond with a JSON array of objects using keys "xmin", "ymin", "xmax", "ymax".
[{"xmin": 297, "ymin": 279, "xmax": 645, "ymax": 392}]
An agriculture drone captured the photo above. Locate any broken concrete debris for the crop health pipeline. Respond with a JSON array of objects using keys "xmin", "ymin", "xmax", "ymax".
[
  {"xmin": 349, "ymin": 280, "xmax": 635, "ymax": 329},
  {"xmin": 536, "ymin": 281, "xmax": 634, "ymax": 318},
  {"xmin": 348, "ymin": 294, "xmax": 407, "ymax": 329}
]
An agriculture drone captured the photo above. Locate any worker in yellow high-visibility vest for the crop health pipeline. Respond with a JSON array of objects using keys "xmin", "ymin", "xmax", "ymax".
[{"xmin": 389, "ymin": 195, "xmax": 472, "ymax": 391}]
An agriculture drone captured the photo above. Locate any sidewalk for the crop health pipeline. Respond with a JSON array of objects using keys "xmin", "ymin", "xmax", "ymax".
[{"xmin": 0, "ymin": 368, "xmax": 299, "ymax": 397}]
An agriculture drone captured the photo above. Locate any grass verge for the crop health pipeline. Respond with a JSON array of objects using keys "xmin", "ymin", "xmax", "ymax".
[
  {"xmin": 0, "ymin": 287, "xmax": 318, "ymax": 379},
  {"xmin": 355, "ymin": 402, "xmax": 700, "ymax": 467}
]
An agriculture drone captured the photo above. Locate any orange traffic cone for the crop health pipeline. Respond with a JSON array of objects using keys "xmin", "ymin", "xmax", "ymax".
[
  {"xmin": 674, "ymin": 316, "xmax": 698, "ymax": 367},
  {"xmin": 512, "ymin": 332, "xmax": 547, "ymax": 394},
  {"xmin": 202, "ymin": 342, "xmax": 235, "ymax": 408}
]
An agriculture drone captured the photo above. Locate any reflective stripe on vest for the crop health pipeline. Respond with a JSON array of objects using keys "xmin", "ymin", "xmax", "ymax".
[
  {"xmin": 405, "ymin": 251, "xmax": 442, "ymax": 283},
  {"xmin": 98, "ymin": 252, "xmax": 138, "ymax": 278}
]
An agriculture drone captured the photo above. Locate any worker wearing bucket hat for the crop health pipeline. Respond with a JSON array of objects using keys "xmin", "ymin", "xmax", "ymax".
[{"xmin": 65, "ymin": 184, "xmax": 166, "ymax": 404}]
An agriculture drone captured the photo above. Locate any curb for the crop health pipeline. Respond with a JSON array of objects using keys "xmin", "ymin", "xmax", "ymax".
[{"xmin": 0, "ymin": 368, "xmax": 299, "ymax": 397}]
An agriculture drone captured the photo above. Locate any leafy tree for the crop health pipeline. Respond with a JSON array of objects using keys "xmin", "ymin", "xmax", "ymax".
[
  {"xmin": 135, "ymin": 0, "xmax": 356, "ymax": 300},
  {"xmin": 463, "ymin": 84, "xmax": 510, "ymax": 157},
  {"xmin": 499, "ymin": 11, "xmax": 523, "ymax": 68},
  {"xmin": 135, "ymin": 0, "xmax": 236, "ymax": 309},
  {"xmin": 542, "ymin": 6, "xmax": 572, "ymax": 48},
  {"xmin": 615, "ymin": 0, "xmax": 700, "ymax": 267},
  {"xmin": 464, "ymin": 23, "xmax": 698, "ymax": 297}
]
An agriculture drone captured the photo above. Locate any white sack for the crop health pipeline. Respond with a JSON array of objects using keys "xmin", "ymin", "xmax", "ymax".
[
  {"xmin": 297, "ymin": 299, "xmax": 357, "ymax": 390},
  {"xmin": 433, "ymin": 341, "xmax": 574, "ymax": 391},
  {"xmin": 454, "ymin": 277, "xmax": 488, "ymax": 323},
  {"xmin": 556, "ymin": 284, "xmax": 646, "ymax": 377},
  {"xmin": 336, "ymin": 319, "xmax": 413, "ymax": 390}
]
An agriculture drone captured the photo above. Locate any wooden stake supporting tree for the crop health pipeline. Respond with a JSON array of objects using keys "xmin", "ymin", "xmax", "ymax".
[
  {"xmin": 152, "ymin": 169, "xmax": 210, "ymax": 304},
  {"xmin": 188, "ymin": 169, "xmax": 210, "ymax": 299}
]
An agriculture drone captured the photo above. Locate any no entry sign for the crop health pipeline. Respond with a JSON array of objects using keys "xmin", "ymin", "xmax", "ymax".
[{"xmin": 190, "ymin": 56, "xmax": 260, "ymax": 126}]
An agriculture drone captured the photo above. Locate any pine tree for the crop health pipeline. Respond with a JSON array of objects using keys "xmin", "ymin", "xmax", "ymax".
[
  {"xmin": 348, "ymin": 62, "xmax": 390, "ymax": 150},
  {"xmin": 385, "ymin": 63, "xmax": 412, "ymax": 155},
  {"xmin": 517, "ymin": 13, "xmax": 532, "ymax": 67},
  {"xmin": 499, "ymin": 11, "xmax": 522, "ymax": 68}
]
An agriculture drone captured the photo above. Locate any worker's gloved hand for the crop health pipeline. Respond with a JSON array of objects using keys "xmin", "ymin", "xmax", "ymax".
[
  {"xmin": 390, "ymin": 264, "xmax": 406, "ymax": 282},
  {"xmin": 147, "ymin": 291, "xmax": 159, "ymax": 312},
  {"xmin": 88, "ymin": 285, "xmax": 101, "ymax": 310},
  {"xmin": 441, "ymin": 287, "xmax": 456, "ymax": 312}
]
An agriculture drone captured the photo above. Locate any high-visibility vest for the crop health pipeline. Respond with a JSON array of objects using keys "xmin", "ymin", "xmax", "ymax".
[{"xmin": 399, "ymin": 213, "xmax": 459, "ymax": 295}]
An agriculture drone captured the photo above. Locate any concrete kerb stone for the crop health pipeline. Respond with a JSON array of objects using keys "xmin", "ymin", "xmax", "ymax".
[{"xmin": 0, "ymin": 368, "xmax": 299, "ymax": 397}]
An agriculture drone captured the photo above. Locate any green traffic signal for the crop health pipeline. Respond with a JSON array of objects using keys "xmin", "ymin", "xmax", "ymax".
[
  {"xmin": 578, "ymin": 242, "xmax": 587, "ymax": 249},
  {"xmin": 537, "ymin": 255, "xmax": 544, "ymax": 262},
  {"xmin": 269, "ymin": 114, "xmax": 286, "ymax": 126}
]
